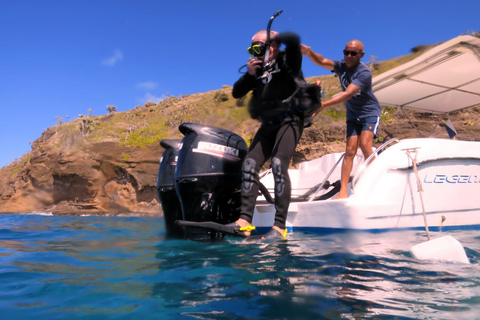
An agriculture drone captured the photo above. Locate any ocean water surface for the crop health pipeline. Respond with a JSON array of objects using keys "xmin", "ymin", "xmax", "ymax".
[{"xmin": 1, "ymin": 213, "xmax": 480, "ymax": 319}]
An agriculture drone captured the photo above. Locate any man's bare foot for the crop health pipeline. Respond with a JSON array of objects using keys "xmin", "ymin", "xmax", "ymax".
[{"xmin": 333, "ymin": 192, "xmax": 348, "ymax": 200}]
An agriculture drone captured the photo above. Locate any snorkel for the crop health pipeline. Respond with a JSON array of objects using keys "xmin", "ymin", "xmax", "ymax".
[
  {"xmin": 259, "ymin": 10, "xmax": 283, "ymax": 83},
  {"xmin": 262, "ymin": 11, "xmax": 282, "ymax": 70}
]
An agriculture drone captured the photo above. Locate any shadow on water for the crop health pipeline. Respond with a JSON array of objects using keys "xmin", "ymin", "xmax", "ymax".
[{"xmin": 2, "ymin": 214, "xmax": 480, "ymax": 319}]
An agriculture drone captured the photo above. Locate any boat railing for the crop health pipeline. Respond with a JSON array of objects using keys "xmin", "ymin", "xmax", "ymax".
[
  {"xmin": 259, "ymin": 138, "xmax": 399, "ymax": 203},
  {"xmin": 259, "ymin": 168, "xmax": 272, "ymax": 179},
  {"xmin": 306, "ymin": 153, "xmax": 345, "ymax": 202},
  {"xmin": 258, "ymin": 154, "xmax": 345, "ymax": 203},
  {"xmin": 351, "ymin": 138, "xmax": 400, "ymax": 192}
]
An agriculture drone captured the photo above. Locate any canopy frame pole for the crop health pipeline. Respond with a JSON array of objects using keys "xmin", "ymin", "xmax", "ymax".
[
  {"xmin": 401, "ymin": 106, "xmax": 424, "ymax": 137},
  {"xmin": 427, "ymin": 117, "xmax": 445, "ymax": 137}
]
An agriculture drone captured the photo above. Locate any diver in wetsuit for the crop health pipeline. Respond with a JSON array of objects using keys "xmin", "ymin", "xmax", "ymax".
[{"xmin": 229, "ymin": 30, "xmax": 309, "ymax": 238}]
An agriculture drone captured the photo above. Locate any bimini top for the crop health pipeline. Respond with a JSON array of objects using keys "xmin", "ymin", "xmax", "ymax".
[{"xmin": 372, "ymin": 35, "xmax": 480, "ymax": 114}]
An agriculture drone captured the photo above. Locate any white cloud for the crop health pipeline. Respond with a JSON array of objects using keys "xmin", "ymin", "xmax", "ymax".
[
  {"xmin": 136, "ymin": 81, "xmax": 159, "ymax": 90},
  {"xmin": 101, "ymin": 49, "xmax": 124, "ymax": 66},
  {"xmin": 137, "ymin": 92, "xmax": 165, "ymax": 105}
]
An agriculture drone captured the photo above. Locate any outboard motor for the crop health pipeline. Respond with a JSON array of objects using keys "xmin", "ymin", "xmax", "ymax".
[
  {"xmin": 175, "ymin": 123, "xmax": 248, "ymax": 240},
  {"xmin": 157, "ymin": 139, "xmax": 183, "ymax": 238}
]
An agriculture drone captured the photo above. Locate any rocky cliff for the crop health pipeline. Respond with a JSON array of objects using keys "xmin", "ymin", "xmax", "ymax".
[{"xmin": 0, "ymin": 129, "xmax": 161, "ymax": 215}]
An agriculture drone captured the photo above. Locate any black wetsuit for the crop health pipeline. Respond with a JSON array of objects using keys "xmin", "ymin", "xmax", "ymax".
[{"xmin": 232, "ymin": 32, "xmax": 305, "ymax": 229}]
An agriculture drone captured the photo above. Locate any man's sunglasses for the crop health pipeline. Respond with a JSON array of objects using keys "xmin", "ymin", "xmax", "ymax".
[
  {"xmin": 248, "ymin": 42, "xmax": 266, "ymax": 57},
  {"xmin": 343, "ymin": 50, "xmax": 362, "ymax": 57}
]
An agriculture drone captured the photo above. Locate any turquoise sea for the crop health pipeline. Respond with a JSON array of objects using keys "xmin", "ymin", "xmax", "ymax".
[{"xmin": 1, "ymin": 213, "xmax": 480, "ymax": 319}]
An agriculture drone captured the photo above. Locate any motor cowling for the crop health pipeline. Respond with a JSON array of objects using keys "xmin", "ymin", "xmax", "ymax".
[
  {"xmin": 176, "ymin": 123, "xmax": 248, "ymax": 240},
  {"xmin": 157, "ymin": 139, "xmax": 183, "ymax": 238}
]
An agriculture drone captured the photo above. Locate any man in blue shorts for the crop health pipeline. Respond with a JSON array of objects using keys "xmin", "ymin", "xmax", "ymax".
[{"xmin": 301, "ymin": 40, "xmax": 381, "ymax": 199}]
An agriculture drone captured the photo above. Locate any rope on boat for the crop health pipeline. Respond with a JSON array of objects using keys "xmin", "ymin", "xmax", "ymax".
[{"xmin": 406, "ymin": 149, "xmax": 431, "ymax": 241}]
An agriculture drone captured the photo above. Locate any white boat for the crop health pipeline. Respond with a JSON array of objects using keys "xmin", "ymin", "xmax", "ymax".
[
  {"xmin": 160, "ymin": 35, "xmax": 480, "ymax": 247},
  {"xmin": 253, "ymin": 35, "xmax": 480, "ymax": 233},
  {"xmin": 255, "ymin": 137, "xmax": 480, "ymax": 232}
]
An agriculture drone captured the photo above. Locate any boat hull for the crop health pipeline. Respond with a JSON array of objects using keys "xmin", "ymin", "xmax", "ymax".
[{"xmin": 253, "ymin": 138, "xmax": 480, "ymax": 232}]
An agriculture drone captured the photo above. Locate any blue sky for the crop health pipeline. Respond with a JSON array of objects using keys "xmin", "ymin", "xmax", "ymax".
[{"xmin": 0, "ymin": 0, "xmax": 478, "ymax": 168}]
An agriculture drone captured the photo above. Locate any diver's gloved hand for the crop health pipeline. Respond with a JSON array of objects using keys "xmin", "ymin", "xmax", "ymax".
[{"xmin": 273, "ymin": 32, "xmax": 301, "ymax": 47}]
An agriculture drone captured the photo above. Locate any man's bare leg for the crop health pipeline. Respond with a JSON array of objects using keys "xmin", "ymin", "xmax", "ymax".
[
  {"xmin": 334, "ymin": 135, "xmax": 359, "ymax": 199},
  {"xmin": 359, "ymin": 130, "xmax": 375, "ymax": 163}
]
